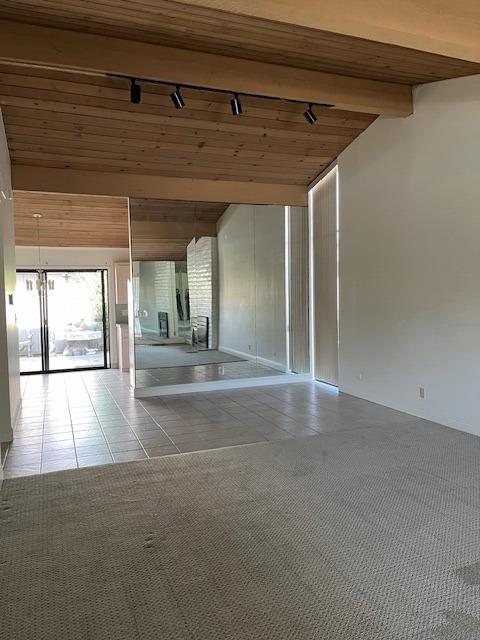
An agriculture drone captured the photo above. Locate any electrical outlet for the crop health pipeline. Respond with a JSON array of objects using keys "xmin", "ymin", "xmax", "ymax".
[{"xmin": 419, "ymin": 387, "xmax": 425, "ymax": 399}]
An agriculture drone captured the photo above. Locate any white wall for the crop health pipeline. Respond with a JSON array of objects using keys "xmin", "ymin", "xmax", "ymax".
[
  {"xmin": 217, "ymin": 204, "xmax": 286, "ymax": 369},
  {"xmin": 138, "ymin": 261, "xmax": 179, "ymax": 338},
  {"xmin": 138, "ymin": 261, "xmax": 158, "ymax": 334},
  {"xmin": 15, "ymin": 246, "xmax": 129, "ymax": 367},
  {"xmin": 0, "ymin": 111, "xmax": 21, "ymax": 460},
  {"xmin": 338, "ymin": 75, "xmax": 480, "ymax": 436}
]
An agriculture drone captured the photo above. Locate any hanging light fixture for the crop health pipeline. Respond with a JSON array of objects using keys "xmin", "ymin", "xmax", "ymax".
[{"xmin": 31, "ymin": 213, "xmax": 45, "ymax": 292}]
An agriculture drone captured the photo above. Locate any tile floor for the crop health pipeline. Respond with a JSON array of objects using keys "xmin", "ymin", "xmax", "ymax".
[
  {"xmin": 135, "ymin": 360, "xmax": 284, "ymax": 388},
  {"xmin": 4, "ymin": 368, "xmax": 416, "ymax": 479}
]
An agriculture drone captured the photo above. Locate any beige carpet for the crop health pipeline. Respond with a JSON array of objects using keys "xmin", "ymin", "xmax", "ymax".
[{"xmin": 1, "ymin": 420, "xmax": 480, "ymax": 639}]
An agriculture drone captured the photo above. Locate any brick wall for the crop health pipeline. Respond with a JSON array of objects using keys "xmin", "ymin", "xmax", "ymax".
[{"xmin": 187, "ymin": 237, "xmax": 218, "ymax": 349}]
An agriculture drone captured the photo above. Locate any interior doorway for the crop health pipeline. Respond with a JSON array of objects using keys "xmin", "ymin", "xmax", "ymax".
[{"xmin": 16, "ymin": 269, "xmax": 109, "ymax": 374}]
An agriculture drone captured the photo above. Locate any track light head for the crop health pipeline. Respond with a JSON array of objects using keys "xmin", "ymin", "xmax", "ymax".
[
  {"xmin": 304, "ymin": 103, "xmax": 317, "ymax": 125},
  {"xmin": 130, "ymin": 78, "xmax": 141, "ymax": 104},
  {"xmin": 171, "ymin": 85, "xmax": 185, "ymax": 109},
  {"xmin": 230, "ymin": 93, "xmax": 243, "ymax": 116}
]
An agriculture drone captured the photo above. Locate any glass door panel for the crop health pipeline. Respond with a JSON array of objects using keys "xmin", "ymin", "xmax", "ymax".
[
  {"xmin": 16, "ymin": 269, "xmax": 108, "ymax": 374},
  {"xmin": 16, "ymin": 271, "xmax": 44, "ymax": 373},
  {"xmin": 46, "ymin": 271, "xmax": 107, "ymax": 371}
]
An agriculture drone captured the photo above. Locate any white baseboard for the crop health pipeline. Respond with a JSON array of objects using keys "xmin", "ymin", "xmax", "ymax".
[
  {"xmin": 219, "ymin": 345, "xmax": 286, "ymax": 372},
  {"xmin": 255, "ymin": 355, "xmax": 286, "ymax": 372},
  {"xmin": 219, "ymin": 344, "xmax": 255, "ymax": 362},
  {"xmin": 134, "ymin": 373, "xmax": 312, "ymax": 397}
]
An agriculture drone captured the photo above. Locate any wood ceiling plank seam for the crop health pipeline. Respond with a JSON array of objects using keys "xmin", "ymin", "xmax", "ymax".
[
  {"xmin": 1, "ymin": 72, "xmax": 380, "ymax": 123},
  {"xmin": 6, "ymin": 129, "xmax": 336, "ymax": 163},
  {"xmin": 6, "ymin": 126, "xmax": 346, "ymax": 156},
  {"xmin": 0, "ymin": 72, "xmax": 377, "ymax": 125},
  {"xmin": 0, "ymin": 74, "xmax": 378, "ymax": 127},
  {"xmin": 6, "ymin": 133, "xmax": 336, "ymax": 166},
  {"xmin": 3, "ymin": 109, "xmax": 375, "ymax": 140},
  {"xmin": 2, "ymin": 117, "xmax": 360, "ymax": 156},
  {"xmin": 5, "ymin": 133, "xmax": 352, "ymax": 161},
  {"xmin": 10, "ymin": 148, "xmax": 317, "ymax": 180},
  {"xmin": 0, "ymin": 94, "xmax": 359, "ymax": 143},
  {"xmin": 0, "ymin": 72, "xmax": 378, "ymax": 120},
  {"xmin": 0, "ymin": 82, "xmax": 372, "ymax": 134}
]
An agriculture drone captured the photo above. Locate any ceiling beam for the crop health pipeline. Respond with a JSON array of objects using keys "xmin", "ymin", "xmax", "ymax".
[
  {"xmin": 0, "ymin": 20, "xmax": 412, "ymax": 116},
  {"xmin": 172, "ymin": 0, "xmax": 480, "ymax": 63},
  {"xmin": 11, "ymin": 166, "xmax": 308, "ymax": 206},
  {"xmin": 131, "ymin": 221, "xmax": 217, "ymax": 239}
]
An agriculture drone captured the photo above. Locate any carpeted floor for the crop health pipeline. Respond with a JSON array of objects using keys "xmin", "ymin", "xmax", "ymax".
[
  {"xmin": 1, "ymin": 419, "xmax": 480, "ymax": 639},
  {"xmin": 135, "ymin": 344, "xmax": 244, "ymax": 369}
]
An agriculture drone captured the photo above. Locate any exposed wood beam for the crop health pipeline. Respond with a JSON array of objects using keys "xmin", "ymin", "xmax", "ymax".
[
  {"xmin": 0, "ymin": 20, "xmax": 412, "ymax": 116},
  {"xmin": 172, "ymin": 0, "xmax": 480, "ymax": 63},
  {"xmin": 11, "ymin": 166, "xmax": 308, "ymax": 206},
  {"xmin": 131, "ymin": 221, "xmax": 217, "ymax": 239}
]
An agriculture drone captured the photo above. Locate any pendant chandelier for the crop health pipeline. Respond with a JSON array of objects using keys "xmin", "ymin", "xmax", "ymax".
[{"xmin": 25, "ymin": 214, "xmax": 54, "ymax": 292}]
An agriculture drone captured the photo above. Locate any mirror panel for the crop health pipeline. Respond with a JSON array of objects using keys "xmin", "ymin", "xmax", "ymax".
[{"xmin": 130, "ymin": 199, "xmax": 298, "ymax": 391}]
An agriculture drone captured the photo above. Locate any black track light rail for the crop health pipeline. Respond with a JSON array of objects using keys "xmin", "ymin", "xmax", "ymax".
[{"xmin": 107, "ymin": 73, "xmax": 335, "ymax": 111}]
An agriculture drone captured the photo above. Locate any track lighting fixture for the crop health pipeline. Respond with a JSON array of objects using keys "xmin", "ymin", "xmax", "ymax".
[
  {"xmin": 230, "ymin": 93, "xmax": 243, "ymax": 116},
  {"xmin": 304, "ymin": 103, "xmax": 317, "ymax": 125},
  {"xmin": 130, "ymin": 78, "xmax": 141, "ymax": 104},
  {"xmin": 171, "ymin": 85, "xmax": 185, "ymax": 109},
  {"xmin": 120, "ymin": 75, "xmax": 336, "ymax": 123}
]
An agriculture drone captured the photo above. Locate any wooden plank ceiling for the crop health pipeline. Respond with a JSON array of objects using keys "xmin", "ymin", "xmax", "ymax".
[
  {"xmin": 130, "ymin": 199, "xmax": 228, "ymax": 261},
  {"xmin": 2, "ymin": 0, "xmax": 479, "ymax": 202},
  {"xmin": 13, "ymin": 191, "xmax": 129, "ymax": 247},
  {"xmin": 0, "ymin": 63, "xmax": 377, "ymax": 186},
  {"xmin": 1, "ymin": 0, "xmax": 479, "ymax": 84}
]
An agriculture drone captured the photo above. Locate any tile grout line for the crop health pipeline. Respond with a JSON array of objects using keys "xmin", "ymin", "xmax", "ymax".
[
  {"xmin": 65, "ymin": 373, "xmax": 80, "ymax": 471},
  {"xmin": 133, "ymin": 399, "xmax": 182, "ymax": 454},
  {"xmin": 82, "ymin": 371, "xmax": 167, "ymax": 461},
  {"xmin": 79, "ymin": 372, "xmax": 116, "ymax": 464}
]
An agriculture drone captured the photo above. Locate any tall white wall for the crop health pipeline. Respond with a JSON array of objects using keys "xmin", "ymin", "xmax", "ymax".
[
  {"xmin": 15, "ymin": 246, "xmax": 129, "ymax": 367},
  {"xmin": 0, "ymin": 111, "xmax": 21, "ymax": 457},
  {"xmin": 138, "ymin": 261, "xmax": 158, "ymax": 334},
  {"xmin": 338, "ymin": 75, "xmax": 480, "ymax": 436},
  {"xmin": 217, "ymin": 204, "xmax": 286, "ymax": 369}
]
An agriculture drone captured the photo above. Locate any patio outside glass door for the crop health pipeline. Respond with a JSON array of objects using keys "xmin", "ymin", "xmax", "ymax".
[{"xmin": 17, "ymin": 269, "xmax": 109, "ymax": 374}]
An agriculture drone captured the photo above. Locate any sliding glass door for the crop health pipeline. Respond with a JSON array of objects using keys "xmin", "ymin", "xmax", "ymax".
[
  {"xmin": 16, "ymin": 271, "xmax": 45, "ymax": 373},
  {"xmin": 16, "ymin": 269, "xmax": 109, "ymax": 374}
]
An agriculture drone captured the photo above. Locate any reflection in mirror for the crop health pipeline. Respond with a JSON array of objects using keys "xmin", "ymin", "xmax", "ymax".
[{"xmin": 130, "ymin": 199, "xmax": 308, "ymax": 390}]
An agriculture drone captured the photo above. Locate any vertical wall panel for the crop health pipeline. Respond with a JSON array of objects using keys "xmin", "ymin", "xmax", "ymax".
[
  {"xmin": 253, "ymin": 205, "xmax": 286, "ymax": 368},
  {"xmin": 0, "ymin": 109, "xmax": 20, "ymax": 452},
  {"xmin": 289, "ymin": 206, "xmax": 310, "ymax": 373},
  {"xmin": 217, "ymin": 204, "xmax": 286, "ymax": 369},
  {"xmin": 312, "ymin": 167, "xmax": 338, "ymax": 385}
]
